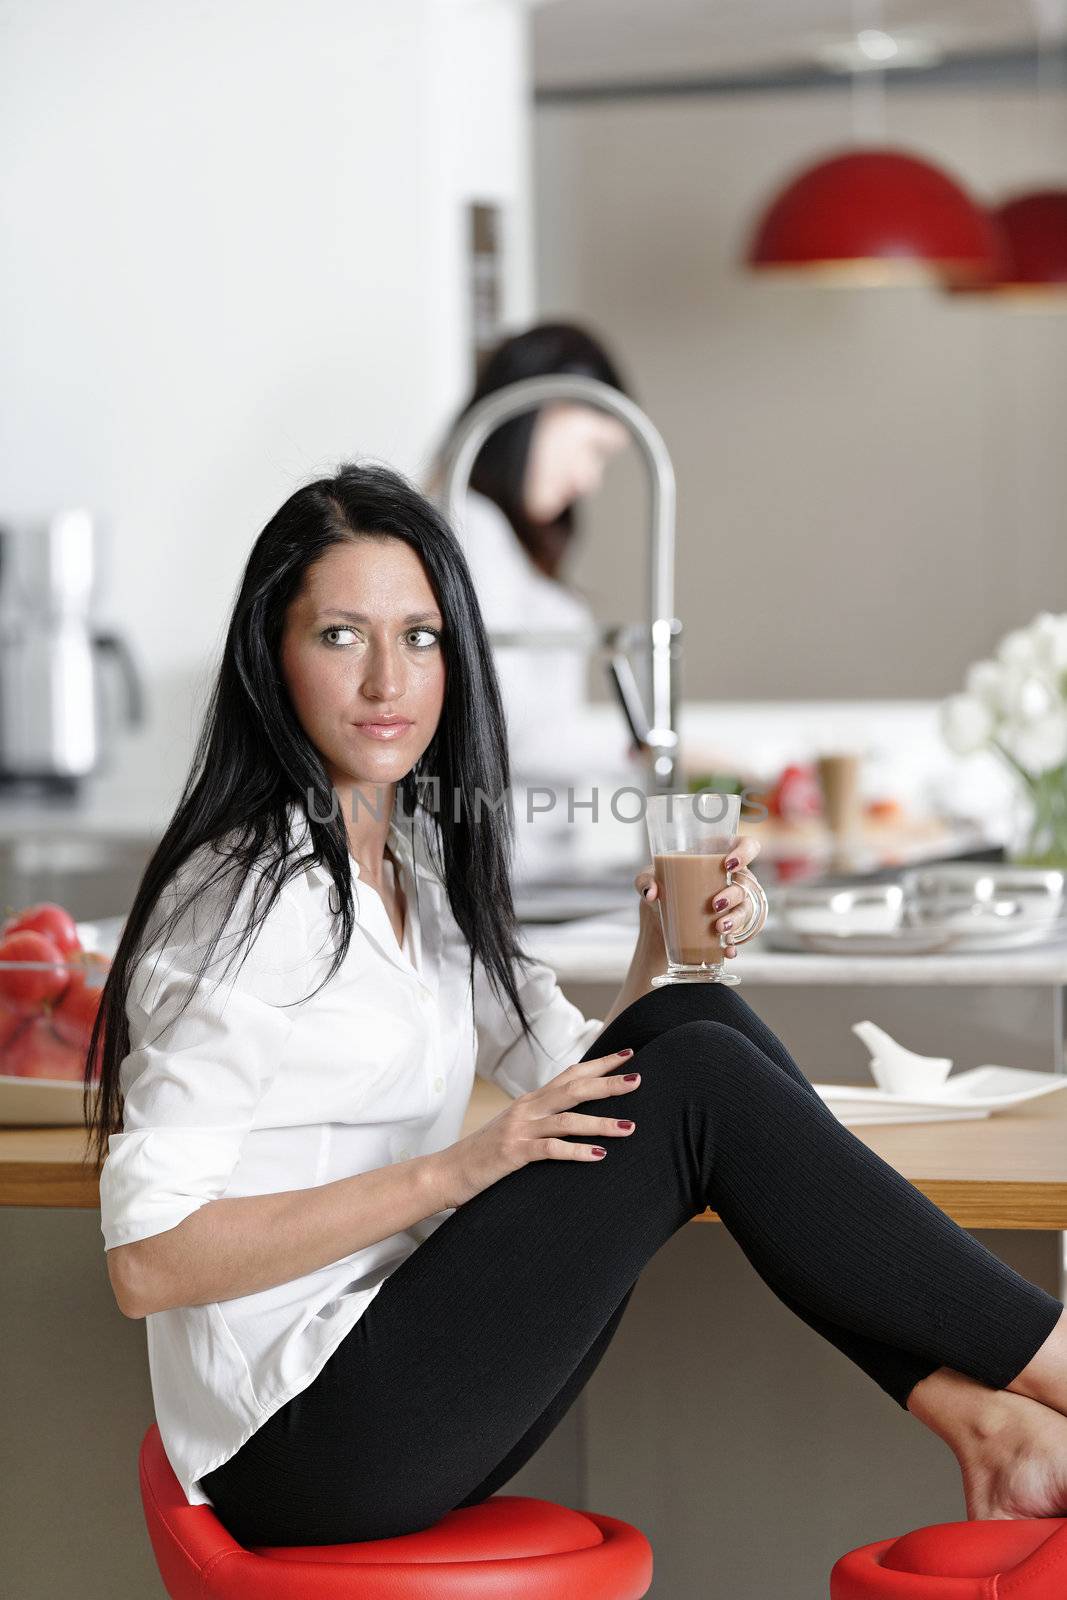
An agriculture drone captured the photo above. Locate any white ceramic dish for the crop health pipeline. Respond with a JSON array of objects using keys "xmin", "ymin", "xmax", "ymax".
[
  {"xmin": 823, "ymin": 1104, "xmax": 993, "ymax": 1127},
  {"xmin": 814, "ymin": 1065, "xmax": 1067, "ymax": 1126}
]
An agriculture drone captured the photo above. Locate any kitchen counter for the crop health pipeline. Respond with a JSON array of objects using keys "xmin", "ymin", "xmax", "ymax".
[
  {"xmin": 522, "ymin": 913, "xmax": 1067, "ymax": 987},
  {"xmin": 5, "ymin": 694, "xmax": 1061, "ymax": 1220},
  {"xmin": 5, "ymin": 1076, "xmax": 1067, "ymax": 1228}
]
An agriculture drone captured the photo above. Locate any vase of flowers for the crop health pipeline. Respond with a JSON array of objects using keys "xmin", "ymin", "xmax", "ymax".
[{"xmin": 940, "ymin": 611, "xmax": 1067, "ymax": 868}]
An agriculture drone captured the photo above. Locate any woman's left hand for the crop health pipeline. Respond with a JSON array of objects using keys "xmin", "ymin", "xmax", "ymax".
[{"xmin": 634, "ymin": 834, "xmax": 763, "ymax": 961}]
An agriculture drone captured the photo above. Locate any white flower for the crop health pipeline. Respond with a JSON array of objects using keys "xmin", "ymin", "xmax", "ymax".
[
  {"xmin": 998, "ymin": 668, "xmax": 1057, "ymax": 725},
  {"xmin": 1031, "ymin": 613, "xmax": 1067, "ymax": 680},
  {"xmin": 947, "ymin": 613, "xmax": 1067, "ymax": 775},
  {"xmin": 1000, "ymin": 711, "xmax": 1067, "ymax": 776},
  {"xmin": 997, "ymin": 627, "xmax": 1041, "ymax": 673},
  {"xmin": 940, "ymin": 693, "xmax": 994, "ymax": 755},
  {"xmin": 964, "ymin": 659, "xmax": 1005, "ymax": 709}
]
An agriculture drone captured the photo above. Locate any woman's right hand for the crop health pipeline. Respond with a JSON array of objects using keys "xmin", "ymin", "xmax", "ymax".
[{"xmin": 430, "ymin": 1048, "xmax": 641, "ymax": 1209}]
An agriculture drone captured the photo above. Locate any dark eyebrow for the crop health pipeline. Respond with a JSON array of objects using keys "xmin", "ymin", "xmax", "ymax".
[{"xmin": 315, "ymin": 609, "xmax": 443, "ymax": 626}]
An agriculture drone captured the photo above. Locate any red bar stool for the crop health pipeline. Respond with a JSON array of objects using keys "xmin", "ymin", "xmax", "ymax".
[
  {"xmin": 831, "ymin": 1516, "xmax": 1067, "ymax": 1597},
  {"xmin": 139, "ymin": 1424, "xmax": 653, "ymax": 1599}
]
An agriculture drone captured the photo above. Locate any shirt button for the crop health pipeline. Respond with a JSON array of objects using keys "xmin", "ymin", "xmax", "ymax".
[
  {"xmin": 396, "ymin": 1145, "xmax": 411, "ymax": 1160},
  {"xmin": 433, "ymin": 1075, "xmax": 444, "ymax": 1093}
]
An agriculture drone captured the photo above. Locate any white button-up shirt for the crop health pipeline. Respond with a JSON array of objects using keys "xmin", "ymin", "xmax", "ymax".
[{"xmin": 99, "ymin": 797, "xmax": 604, "ymax": 1506}]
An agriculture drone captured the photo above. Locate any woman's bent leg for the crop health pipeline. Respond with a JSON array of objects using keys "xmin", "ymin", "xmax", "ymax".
[
  {"xmin": 203, "ymin": 1005, "xmax": 1063, "ymax": 1546},
  {"xmin": 611, "ymin": 987, "xmax": 943, "ymax": 1404}
]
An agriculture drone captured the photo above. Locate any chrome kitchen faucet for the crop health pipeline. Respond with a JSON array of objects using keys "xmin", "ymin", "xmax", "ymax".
[{"xmin": 436, "ymin": 373, "xmax": 683, "ymax": 793}]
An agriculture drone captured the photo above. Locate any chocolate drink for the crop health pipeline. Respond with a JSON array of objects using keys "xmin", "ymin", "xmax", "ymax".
[{"xmin": 653, "ymin": 850, "xmax": 732, "ymax": 965}]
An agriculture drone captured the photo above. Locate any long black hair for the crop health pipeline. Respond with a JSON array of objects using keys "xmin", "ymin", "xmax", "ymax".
[
  {"xmin": 435, "ymin": 320, "xmax": 631, "ymax": 579},
  {"xmin": 84, "ymin": 461, "xmax": 545, "ymax": 1170}
]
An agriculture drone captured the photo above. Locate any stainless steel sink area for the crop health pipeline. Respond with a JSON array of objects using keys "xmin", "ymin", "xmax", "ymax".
[
  {"xmin": 0, "ymin": 831, "xmax": 157, "ymax": 922},
  {"xmin": 512, "ymin": 873, "xmax": 638, "ymax": 924}
]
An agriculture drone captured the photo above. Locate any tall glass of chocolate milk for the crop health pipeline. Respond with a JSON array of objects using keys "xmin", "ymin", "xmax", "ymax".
[{"xmin": 645, "ymin": 791, "xmax": 769, "ymax": 987}]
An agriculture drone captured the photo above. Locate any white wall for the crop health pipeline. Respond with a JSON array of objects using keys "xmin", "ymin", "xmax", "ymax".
[
  {"xmin": 0, "ymin": 0, "xmax": 533, "ymax": 717},
  {"xmin": 534, "ymin": 85, "xmax": 1067, "ymax": 703}
]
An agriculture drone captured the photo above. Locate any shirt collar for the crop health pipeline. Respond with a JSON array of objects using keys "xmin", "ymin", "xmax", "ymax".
[
  {"xmin": 284, "ymin": 794, "xmax": 444, "ymax": 998},
  {"xmin": 284, "ymin": 796, "xmax": 440, "ymax": 895}
]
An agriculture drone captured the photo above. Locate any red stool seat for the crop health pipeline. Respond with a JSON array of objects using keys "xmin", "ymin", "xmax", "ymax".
[
  {"xmin": 139, "ymin": 1425, "xmax": 653, "ymax": 1599},
  {"xmin": 832, "ymin": 1515, "xmax": 1067, "ymax": 1597}
]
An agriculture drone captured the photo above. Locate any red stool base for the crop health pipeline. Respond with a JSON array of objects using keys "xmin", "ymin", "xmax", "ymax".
[
  {"xmin": 139, "ymin": 1425, "xmax": 653, "ymax": 1599},
  {"xmin": 832, "ymin": 1516, "xmax": 1067, "ymax": 1597}
]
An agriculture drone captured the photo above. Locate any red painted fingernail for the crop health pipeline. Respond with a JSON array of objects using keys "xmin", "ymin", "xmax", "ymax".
[
  {"xmin": 713, "ymin": 895, "xmax": 727, "ymax": 910},
  {"xmin": 592, "ymin": 1146, "xmax": 607, "ymax": 1157},
  {"xmin": 721, "ymin": 918, "xmax": 733, "ymax": 931},
  {"xmin": 623, "ymin": 1073, "xmax": 639, "ymax": 1082},
  {"xmin": 724, "ymin": 856, "xmax": 739, "ymax": 871},
  {"xmin": 616, "ymin": 1119, "xmax": 634, "ymax": 1129},
  {"xmin": 619, "ymin": 1048, "xmax": 634, "ymax": 1057}
]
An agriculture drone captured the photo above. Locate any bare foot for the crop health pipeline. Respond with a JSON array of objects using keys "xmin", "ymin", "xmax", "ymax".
[
  {"xmin": 955, "ymin": 1390, "xmax": 1067, "ymax": 1520},
  {"xmin": 1005, "ymin": 1306, "xmax": 1067, "ymax": 1419}
]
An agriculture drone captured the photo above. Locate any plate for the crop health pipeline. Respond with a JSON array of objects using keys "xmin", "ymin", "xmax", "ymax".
[
  {"xmin": 823, "ymin": 1105, "xmax": 993, "ymax": 1127},
  {"xmin": 813, "ymin": 1064, "xmax": 1067, "ymax": 1126}
]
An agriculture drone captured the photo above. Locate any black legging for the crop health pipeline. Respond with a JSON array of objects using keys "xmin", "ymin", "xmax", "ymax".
[{"xmin": 201, "ymin": 981, "xmax": 1064, "ymax": 1546}]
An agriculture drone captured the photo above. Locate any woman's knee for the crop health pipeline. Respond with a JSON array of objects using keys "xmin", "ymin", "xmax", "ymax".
[
  {"xmin": 642, "ymin": 1018, "xmax": 777, "ymax": 1095},
  {"xmin": 604, "ymin": 982, "xmax": 746, "ymax": 1054},
  {"xmin": 658, "ymin": 1016, "xmax": 761, "ymax": 1053},
  {"xmin": 602, "ymin": 984, "xmax": 691, "ymax": 1043}
]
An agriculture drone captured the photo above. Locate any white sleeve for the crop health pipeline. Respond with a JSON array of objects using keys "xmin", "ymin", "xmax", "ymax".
[
  {"xmin": 473, "ymin": 949, "xmax": 605, "ymax": 1099},
  {"xmin": 99, "ymin": 867, "xmax": 309, "ymax": 1250}
]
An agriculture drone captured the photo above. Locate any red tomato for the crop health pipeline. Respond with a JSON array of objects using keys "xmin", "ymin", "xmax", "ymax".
[
  {"xmin": 0, "ymin": 1006, "xmax": 28, "ymax": 1052},
  {"xmin": 2, "ymin": 902, "xmax": 82, "ymax": 959},
  {"xmin": 53, "ymin": 970, "xmax": 101, "ymax": 1050},
  {"xmin": 3, "ymin": 1015, "xmax": 85, "ymax": 1081},
  {"xmin": 0, "ymin": 931, "xmax": 70, "ymax": 1013}
]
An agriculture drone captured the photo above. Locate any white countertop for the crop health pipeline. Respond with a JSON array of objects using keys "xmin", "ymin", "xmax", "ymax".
[{"xmin": 522, "ymin": 910, "xmax": 1067, "ymax": 987}]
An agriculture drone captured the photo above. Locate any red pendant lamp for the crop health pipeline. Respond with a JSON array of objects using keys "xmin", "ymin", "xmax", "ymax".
[
  {"xmin": 746, "ymin": 147, "xmax": 1005, "ymax": 286},
  {"xmin": 975, "ymin": 190, "xmax": 1067, "ymax": 300}
]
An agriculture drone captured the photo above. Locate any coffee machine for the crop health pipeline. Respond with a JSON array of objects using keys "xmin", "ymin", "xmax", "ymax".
[{"xmin": 0, "ymin": 510, "xmax": 145, "ymax": 794}]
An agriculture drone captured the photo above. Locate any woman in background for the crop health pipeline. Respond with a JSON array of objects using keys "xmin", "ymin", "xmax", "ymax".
[{"xmin": 428, "ymin": 320, "xmax": 640, "ymax": 786}]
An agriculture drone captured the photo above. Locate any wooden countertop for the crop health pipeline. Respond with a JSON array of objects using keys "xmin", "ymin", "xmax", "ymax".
[{"xmin": 4, "ymin": 1079, "xmax": 1067, "ymax": 1229}]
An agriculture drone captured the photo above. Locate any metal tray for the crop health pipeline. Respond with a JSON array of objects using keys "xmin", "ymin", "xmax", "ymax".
[{"xmin": 763, "ymin": 863, "xmax": 1067, "ymax": 955}]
